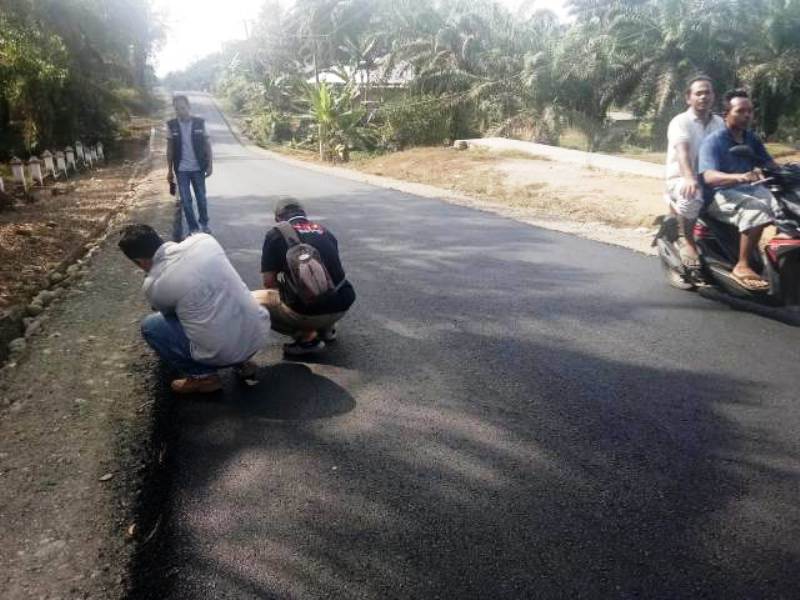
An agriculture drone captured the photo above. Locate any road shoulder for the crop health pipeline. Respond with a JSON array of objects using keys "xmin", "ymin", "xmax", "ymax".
[{"xmin": 0, "ymin": 161, "xmax": 175, "ymax": 600}]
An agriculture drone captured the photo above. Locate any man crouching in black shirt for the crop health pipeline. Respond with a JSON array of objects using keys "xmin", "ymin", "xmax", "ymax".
[{"xmin": 252, "ymin": 198, "xmax": 356, "ymax": 356}]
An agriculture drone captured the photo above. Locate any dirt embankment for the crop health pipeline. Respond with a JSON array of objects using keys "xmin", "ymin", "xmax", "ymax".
[
  {"xmin": 0, "ymin": 155, "xmax": 177, "ymax": 599},
  {"xmin": 351, "ymin": 147, "xmax": 667, "ymax": 230},
  {"xmin": 0, "ymin": 144, "xmax": 150, "ymax": 313}
]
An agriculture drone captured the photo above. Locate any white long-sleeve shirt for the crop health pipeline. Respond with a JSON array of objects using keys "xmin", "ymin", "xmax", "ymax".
[{"xmin": 144, "ymin": 234, "xmax": 270, "ymax": 366}]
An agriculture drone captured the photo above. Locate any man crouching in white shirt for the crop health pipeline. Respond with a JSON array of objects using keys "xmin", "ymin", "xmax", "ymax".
[{"xmin": 118, "ymin": 224, "xmax": 270, "ymax": 394}]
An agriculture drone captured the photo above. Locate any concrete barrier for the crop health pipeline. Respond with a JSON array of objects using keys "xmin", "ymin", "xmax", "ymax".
[
  {"xmin": 1, "ymin": 139, "xmax": 109, "ymax": 199},
  {"xmin": 28, "ymin": 156, "xmax": 44, "ymax": 186},
  {"xmin": 460, "ymin": 137, "xmax": 664, "ymax": 179},
  {"xmin": 42, "ymin": 150, "xmax": 56, "ymax": 179}
]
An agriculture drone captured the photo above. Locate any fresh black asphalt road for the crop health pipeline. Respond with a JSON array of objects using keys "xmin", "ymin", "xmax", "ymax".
[{"xmin": 140, "ymin": 94, "xmax": 800, "ymax": 599}]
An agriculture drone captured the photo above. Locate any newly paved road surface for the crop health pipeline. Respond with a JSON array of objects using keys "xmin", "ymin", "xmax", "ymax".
[{"xmin": 139, "ymin": 94, "xmax": 800, "ymax": 599}]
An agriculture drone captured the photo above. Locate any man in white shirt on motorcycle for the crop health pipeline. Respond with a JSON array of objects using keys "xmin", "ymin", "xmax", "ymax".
[{"xmin": 665, "ymin": 76, "xmax": 725, "ymax": 269}]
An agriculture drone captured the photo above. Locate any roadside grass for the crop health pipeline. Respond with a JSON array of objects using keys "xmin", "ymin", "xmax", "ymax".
[
  {"xmin": 614, "ymin": 147, "xmax": 666, "ymax": 164},
  {"xmin": 493, "ymin": 149, "xmax": 553, "ymax": 161},
  {"xmin": 558, "ymin": 128, "xmax": 589, "ymax": 151}
]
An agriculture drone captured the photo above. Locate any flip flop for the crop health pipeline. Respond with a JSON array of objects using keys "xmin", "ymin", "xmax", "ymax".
[{"xmin": 730, "ymin": 271, "xmax": 770, "ymax": 292}]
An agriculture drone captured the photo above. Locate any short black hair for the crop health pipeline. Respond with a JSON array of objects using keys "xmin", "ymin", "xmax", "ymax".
[
  {"xmin": 722, "ymin": 89, "xmax": 750, "ymax": 113},
  {"xmin": 172, "ymin": 94, "xmax": 190, "ymax": 107},
  {"xmin": 685, "ymin": 75, "xmax": 714, "ymax": 97},
  {"xmin": 118, "ymin": 224, "xmax": 164, "ymax": 261},
  {"xmin": 274, "ymin": 197, "xmax": 307, "ymax": 221}
]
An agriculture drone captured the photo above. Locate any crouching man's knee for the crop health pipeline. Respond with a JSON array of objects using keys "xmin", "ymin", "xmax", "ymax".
[{"xmin": 140, "ymin": 312, "xmax": 163, "ymax": 341}]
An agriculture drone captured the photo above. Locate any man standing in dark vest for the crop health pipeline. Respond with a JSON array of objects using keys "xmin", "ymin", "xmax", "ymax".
[{"xmin": 167, "ymin": 95, "xmax": 213, "ymax": 234}]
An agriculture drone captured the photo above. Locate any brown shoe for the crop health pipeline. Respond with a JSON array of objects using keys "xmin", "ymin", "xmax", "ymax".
[{"xmin": 170, "ymin": 374, "xmax": 223, "ymax": 394}]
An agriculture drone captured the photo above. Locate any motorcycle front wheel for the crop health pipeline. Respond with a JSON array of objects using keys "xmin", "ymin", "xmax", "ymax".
[{"xmin": 659, "ymin": 253, "xmax": 695, "ymax": 290}]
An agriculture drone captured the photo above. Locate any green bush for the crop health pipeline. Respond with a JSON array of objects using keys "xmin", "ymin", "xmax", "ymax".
[
  {"xmin": 247, "ymin": 111, "xmax": 293, "ymax": 144},
  {"xmin": 377, "ymin": 95, "xmax": 456, "ymax": 150}
]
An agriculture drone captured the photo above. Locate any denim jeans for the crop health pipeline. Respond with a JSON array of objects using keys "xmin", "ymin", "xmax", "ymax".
[
  {"xmin": 177, "ymin": 170, "xmax": 208, "ymax": 232},
  {"xmin": 140, "ymin": 312, "xmax": 217, "ymax": 377}
]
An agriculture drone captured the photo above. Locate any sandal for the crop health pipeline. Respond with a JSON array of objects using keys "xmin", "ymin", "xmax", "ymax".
[{"xmin": 730, "ymin": 271, "xmax": 770, "ymax": 292}]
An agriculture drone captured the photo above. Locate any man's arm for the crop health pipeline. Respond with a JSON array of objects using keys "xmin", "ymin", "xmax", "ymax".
[
  {"xmin": 260, "ymin": 231, "xmax": 281, "ymax": 289},
  {"xmin": 204, "ymin": 130, "xmax": 213, "ymax": 178},
  {"xmin": 666, "ymin": 116, "xmax": 700, "ymax": 198},
  {"xmin": 702, "ymin": 168, "xmax": 758, "ymax": 188},
  {"xmin": 697, "ymin": 135, "xmax": 756, "ymax": 188},
  {"xmin": 166, "ymin": 134, "xmax": 174, "ymax": 183},
  {"xmin": 143, "ymin": 277, "xmax": 176, "ymax": 314},
  {"xmin": 675, "ymin": 141, "xmax": 699, "ymax": 198}
]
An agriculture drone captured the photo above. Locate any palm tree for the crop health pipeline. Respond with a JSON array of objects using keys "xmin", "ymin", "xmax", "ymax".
[
  {"xmin": 737, "ymin": 0, "xmax": 800, "ymax": 138},
  {"xmin": 605, "ymin": 0, "xmax": 739, "ymax": 128}
]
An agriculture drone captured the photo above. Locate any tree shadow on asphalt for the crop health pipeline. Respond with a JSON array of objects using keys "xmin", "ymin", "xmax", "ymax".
[
  {"xmin": 132, "ymin": 190, "xmax": 800, "ymax": 599},
  {"xmin": 141, "ymin": 332, "xmax": 800, "ymax": 600}
]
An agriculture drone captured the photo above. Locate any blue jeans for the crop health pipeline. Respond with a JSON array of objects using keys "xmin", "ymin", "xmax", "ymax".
[
  {"xmin": 177, "ymin": 170, "xmax": 208, "ymax": 232},
  {"xmin": 141, "ymin": 312, "xmax": 217, "ymax": 377}
]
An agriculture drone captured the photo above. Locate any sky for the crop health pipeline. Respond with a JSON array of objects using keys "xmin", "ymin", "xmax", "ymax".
[{"xmin": 152, "ymin": 0, "xmax": 569, "ymax": 77}]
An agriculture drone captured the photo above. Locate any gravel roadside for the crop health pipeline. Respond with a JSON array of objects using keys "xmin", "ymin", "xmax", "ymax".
[{"xmin": 0, "ymin": 161, "xmax": 176, "ymax": 600}]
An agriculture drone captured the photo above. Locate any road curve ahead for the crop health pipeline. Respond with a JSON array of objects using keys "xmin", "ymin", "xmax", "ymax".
[{"xmin": 138, "ymin": 93, "xmax": 800, "ymax": 599}]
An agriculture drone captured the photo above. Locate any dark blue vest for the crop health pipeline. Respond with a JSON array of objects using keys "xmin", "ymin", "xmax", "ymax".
[{"xmin": 167, "ymin": 117, "xmax": 208, "ymax": 172}]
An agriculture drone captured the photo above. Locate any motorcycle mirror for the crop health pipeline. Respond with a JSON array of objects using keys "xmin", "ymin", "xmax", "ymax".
[{"xmin": 729, "ymin": 144, "xmax": 756, "ymax": 159}]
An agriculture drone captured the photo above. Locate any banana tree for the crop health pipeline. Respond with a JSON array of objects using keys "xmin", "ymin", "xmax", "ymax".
[{"xmin": 301, "ymin": 81, "xmax": 374, "ymax": 161}]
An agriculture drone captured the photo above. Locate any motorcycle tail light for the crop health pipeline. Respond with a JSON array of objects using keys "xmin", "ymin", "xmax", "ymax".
[
  {"xmin": 693, "ymin": 223, "xmax": 713, "ymax": 239},
  {"xmin": 767, "ymin": 237, "xmax": 800, "ymax": 263}
]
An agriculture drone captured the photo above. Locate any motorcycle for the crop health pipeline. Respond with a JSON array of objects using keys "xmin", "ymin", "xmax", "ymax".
[{"xmin": 654, "ymin": 145, "xmax": 800, "ymax": 313}]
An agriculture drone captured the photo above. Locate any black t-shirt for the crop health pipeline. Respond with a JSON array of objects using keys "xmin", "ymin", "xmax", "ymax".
[{"xmin": 261, "ymin": 218, "xmax": 356, "ymax": 315}]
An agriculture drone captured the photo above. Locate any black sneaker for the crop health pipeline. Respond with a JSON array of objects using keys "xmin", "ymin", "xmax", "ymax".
[{"xmin": 283, "ymin": 338, "xmax": 326, "ymax": 357}]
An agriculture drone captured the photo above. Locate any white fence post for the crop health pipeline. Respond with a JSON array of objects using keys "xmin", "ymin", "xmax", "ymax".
[
  {"xmin": 75, "ymin": 141, "xmax": 84, "ymax": 167},
  {"xmin": 85, "ymin": 145, "xmax": 94, "ymax": 168},
  {"xmin": 28, "ymin": 156, "xmax": 44, "ymax": 187},
  {"xmin": 65, "ymin": 146, "xmax": 76, "ymax": 173},
  {"xmin": 10, "ymin": 157, "xmax": 27, "ymax": 192},
  {"xmin": 96, "ymin": 142, "xmax": 104, "ymax": 162},
  {"xmin": 89, "ymin": 146, "xmax": 98, "ymax": 165},
  {"xmin": 55, "ymin": 150, "xmax": 68, "ymax": 179},
  {"xmin": 0, "ymin": 176, "xmax": 4, "ymax": 193},
  {"xmin": 42, "ymin": 150, "xmax": 56, "ymax": 179}
]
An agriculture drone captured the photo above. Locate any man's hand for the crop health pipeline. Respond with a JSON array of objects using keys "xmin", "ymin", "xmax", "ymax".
[
  {"xmin": 167, "ymin": 170, "xmax": 174, "ymax": 184},
  {"xmin": 738, "ymin": 170, "xmax": 760, "ymax": 184},
  {"xmin": 205, "ymin": 165, "xmax": 213, "ymax": 178},
  {"xmin": 680, "ymin": 176, "xmax": 699, "ymax": 199}
]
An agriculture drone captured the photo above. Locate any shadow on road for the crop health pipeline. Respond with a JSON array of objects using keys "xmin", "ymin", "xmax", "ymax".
[
  {"xmin": 229, "ymin": 362, "xmax": 356, "ymax": 420},
  {"xmin": 138, "ymin": 334, "xmax": 796, "ymax": 600}
]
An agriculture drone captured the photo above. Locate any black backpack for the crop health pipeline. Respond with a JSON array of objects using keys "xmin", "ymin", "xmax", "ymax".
[{"xmin": 276, "ymin": 222, "xmax": 338, "ymax": 305}]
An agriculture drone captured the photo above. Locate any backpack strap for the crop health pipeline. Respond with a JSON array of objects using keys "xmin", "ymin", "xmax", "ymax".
[{"xmin": 276, "ymin": 222, "xmax": 301, "ymax": 247}]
